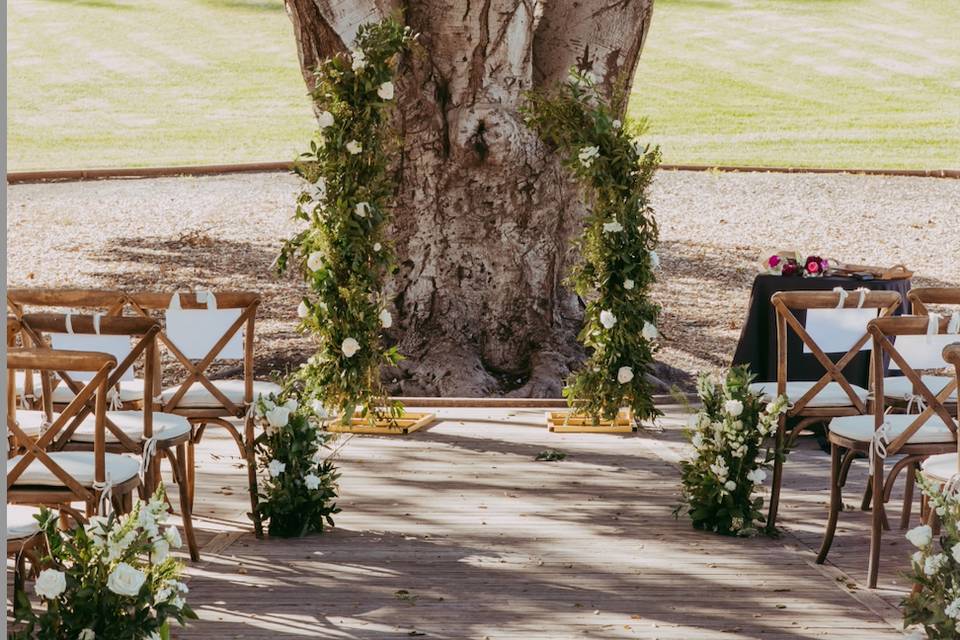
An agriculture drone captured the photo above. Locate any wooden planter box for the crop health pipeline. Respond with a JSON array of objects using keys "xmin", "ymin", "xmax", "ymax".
[
  {"xmin": 545, "ymin": 409, "xmax": 636, "ymax": 434},
  {"xmin": 326, "ymin": 412, "xmax": 435, "ymax": 435}
]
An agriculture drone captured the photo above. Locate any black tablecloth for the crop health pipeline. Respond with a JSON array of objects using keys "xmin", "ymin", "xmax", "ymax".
[{"xmin": 732, "ymin": 275, "xmax": 912, "ymax": 386}]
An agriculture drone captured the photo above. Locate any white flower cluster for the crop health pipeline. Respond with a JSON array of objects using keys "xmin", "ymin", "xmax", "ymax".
[
  {"xmin": 255, "ymin": 393, "xmax": 331, "ymax": 495},
  {"xmin": 904, "ymin": 479, "xmax": 960, "ymax": 628}
]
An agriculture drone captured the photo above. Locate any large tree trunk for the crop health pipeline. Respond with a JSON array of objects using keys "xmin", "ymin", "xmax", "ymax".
[{"xmin": 284, "ymin": 0, "xmax": 655, "ymax": 397}]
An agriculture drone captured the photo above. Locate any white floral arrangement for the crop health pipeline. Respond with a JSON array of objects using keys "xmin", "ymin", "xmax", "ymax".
[
  {"xmin": 676, "ymin": 367, "xmax": 788, "ymax": 536},
  {"xmin": 903, "ymin": 474, "xmax": 960, "ymax": 639},
  {"xmin": 252, "ymin": 392, "xmax": 341, "ymax": 538},
  {"xmin": 11, "ymin": 490, "xmax": 195, "ymax": 639}
]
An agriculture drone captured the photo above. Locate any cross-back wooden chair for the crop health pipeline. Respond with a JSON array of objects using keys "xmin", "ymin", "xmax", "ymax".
[
  {"xmin": 7, "ymin": 348, "xmax": 141, "ymax": 519},
  {"xmin": 126, "ymin": 290, "xmax": 277, "ymax": 538},
  {"xmin": 896, "ymin": 288, "xmax": 960, "ymax": 408},
  {"xmin": 816, "ymin": 316, "xmax": 959, "ymax": 588},
  {"xmin": 756, "ymin": 289, "xmax": 903, "ymax": 529},
  {"xmin": 19, "ymin": 312, "xmax": 199, "ymax": 560},
  {"xmin": 918, "ymin": 344, "xmax": 960, "ymax": 518}
]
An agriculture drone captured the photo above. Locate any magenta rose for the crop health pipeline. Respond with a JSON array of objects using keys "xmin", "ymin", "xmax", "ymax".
[
  {"xmin": 767, "ymin": 255, "xmax": 782, "ymax": 268},
  {"xmin": 805, "ymin": 256, "xmax": 822, "ymax": 274},
  {"xmin": 781, "ymin": 260, "xmax": 799, "ymax": 276}
]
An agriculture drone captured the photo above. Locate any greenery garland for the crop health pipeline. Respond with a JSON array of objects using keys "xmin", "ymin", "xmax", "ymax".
[
  {"xmin": 523, "ymin": 69, "xmax": 662, "ymax": 422},
  {"xmin": 12, "ymin": 490, "xmax": 196, "ymax": 639},
  {"xmin": 676, "ymin": 367, "xmax": 788, "ymax": 536},
  {"xmin": 252, "ymin": 392, "xmax": 340, "ymax": 538},
  {"xmin": 903, "ymin": 474, "xmax": 960, "ymax": 639},
  {"xmin": 278, "ymin": 18, "xmax": 415, "ymax": 424}
]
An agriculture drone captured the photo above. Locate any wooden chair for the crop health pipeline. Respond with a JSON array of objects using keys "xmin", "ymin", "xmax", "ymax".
[
  {"xmin": 7, "ymin": 348, "xmax": 140, "ymax": 519},
  {"xmin": 755, "ymin": 289, "xmax": 903, "ymax": 529},
  {"xmin": 895, "ymin": 288, "xmax": 960, "ymax": 408},
  {"xmin": 7, "ymin": 505, "xmax": 46, "ymax": 599},
  {"xmin": 18, "ymin": 312, "xmax": 199, "ymax": 560},
  {"xmin": 817, "ymin": 316, "xmax": 959, "ymax": 588},
  {"xmin": 917, "ymin": 344, "xmax": 960, "ymax": 523}
]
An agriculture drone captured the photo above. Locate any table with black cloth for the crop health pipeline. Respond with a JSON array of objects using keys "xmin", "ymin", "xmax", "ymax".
[{"xmin": 732, "ymin": 274, "xmax": 912, "ymax": 387}]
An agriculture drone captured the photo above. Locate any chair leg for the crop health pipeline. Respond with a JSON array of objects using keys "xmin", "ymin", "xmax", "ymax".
[
  {"xmin": 817, "ymin": 444, "xmax": 843, "ymax": 564},
  {"xmin": 186, "ymin": 437, "xmax": 197, "ymax": 511},
  {"xmin": 900, "ymin": 462, "xmax": 918, "ymax": 530},
  {"xmin": 860, "ymin": 479, "xmax": 873, "ymax": 511},
  {"xmin": 245, "ymin": 413, "xmax": 263, "ymax": 538},
  {"xmin": 176, "ymin": 443, "xmax": 200, "ymax": 562},
  {"xmin": 766, "ymin": 415, "xmax": 787, "ymax": 532},
  {"xmin": 867, "ymin": 454, "xmax": 884, "ymax": 588}
]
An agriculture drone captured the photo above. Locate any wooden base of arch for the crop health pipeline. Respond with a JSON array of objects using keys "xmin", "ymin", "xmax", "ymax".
[
  {"xmin": 545, "ymin": 409, "xmax": 636, "ymax": 433},
  {"xmin": 327, "ymin": 412, "xmax": 435, "ymax": 435}
]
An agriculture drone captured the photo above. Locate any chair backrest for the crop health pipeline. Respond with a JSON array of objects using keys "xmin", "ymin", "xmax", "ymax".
[
  {"xmin": 771, "ymin": 289, "xmax": 903, "ymax": 414},
  {"xmin": 7, "ymin": 348, "xmax": 115, "ymax": 509},
  {"xmin": 907, "ymin": 287, "xmax": 960, "ymax": 316},
  {"xmin": 945, "ymin": 344, "xmax": 960, "ymax": 469},
  {"xmin": 869, "ymin": 316, "xmax": 959, "ymax": 454},
  {"xmin": 18, "ymin": 313, "xmax": 160, "ymax": 452},
  {"xmin": 9, "ymin": 288, "xmax": 260, "ymax": 416}
]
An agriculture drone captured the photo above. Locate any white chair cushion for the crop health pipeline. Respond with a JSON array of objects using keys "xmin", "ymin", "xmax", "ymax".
[
  {"xmin": 749, "ymin": 381, "xmax": 869, "ymax": 407},
  {"xmin": 8, "ymin": 451, "xmax": 140, "ymax": 487},
  {"xmin": 883, "ymin": 375, "xmax": 957, "ymax": 401},
  {"xmin": 69, "ymin": 411, "xmax": 192, "ymax": 444},
  {"xmin": 921, "ymin": 453, "xmax": 960, "ymax": 482},
  {"xmin": 50, "ymin": 379, "xmax": 148, "ymax": 404},
  {"xmin": 11, "ymin": 411, "xmax": 55, "ymax": 438},
  {"xmin": 830, "ymin": 414, "xmax": 956, "ymax": 445},
  {"xmin": 160, "ymin": 379, "xmax": 281, "ymax": 409},
  {"xmin": 7, "ymin": 505, "xmax": 42, "ymax": 540}
]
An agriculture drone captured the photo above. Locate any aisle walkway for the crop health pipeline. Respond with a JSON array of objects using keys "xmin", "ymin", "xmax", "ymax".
[{"xmin": 179, "ymin": 405, "xmax": 910, "ymax": 639}]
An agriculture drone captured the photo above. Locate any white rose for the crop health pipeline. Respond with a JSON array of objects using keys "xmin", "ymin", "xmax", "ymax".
[
  {"xmin": 602, "ymin": 220, "xmax": 623, "ymax": 233},
  {"xmin": 374, "ymin": 242, "xmax": 382, "ymax": 252},
  {"xmin": 311, "ymin": 399, "xmax": 329, "ymax": 418},
  {"xmin": 906, "ymin": 524, "xmax": 933, "ymax": 548},
  {"xmin": 304, "ymin": 473, "xmax": 321, "ymax": 490},
  {"xmin": 35, "ymin": 568, "xmax": 67, "ymax": 600},
  {"xmin": 268, "ymin": 459, "xmax": 286, "ymax": 478},
  {"xmin": 924, "ymin": 553, "xmax": 946, "ymax": 576},
  {"xmin": 623, "ymin": 279, "xmax": 635, "ymax": 290},
  {"xmin": 107, "ymin": 562, "xmax": 146, "ymax": 597},
  {"xmin": 79, "ymin": 629, "xmax": 96, "ymax": 640},
  {"xmin": 952, "ymin": 543, "xmax": 960, "ymax": 564},
  {"xmin": 746, "ymin": 468, "xmax": 767, "ymax": 484},
  {"xmin": 284, "ymin": 398, "xmax": 298, "ymax": 412},
  {"xmin": 724, "ymin": 480, "xmax": 737, "ymax": 491},
  {"xmin": 297, "ymin": 300, "xmax": 310, "ymax": 319},
  {"xmin": 377, "ymin": 81, "xmax": 395, "ymax": 100},
  {"xmin": 307, "ymin": 251, "xmax": 323, "ymax": 271},
  {"xmin": 650, "ymin": 250, "xmax": 660, "ymax": 270},
  {"xmin": 317, "ymin": 110, "xmax": 335, "ymax": 129},
  {"xmin": 351, "ymin": 49, "xmax": 367, "ymax": 71},
  {"xmin": 346, "ymin": 140, "xmax": 363, "ymax": 154},
  {"xmin": 578, "ymin": 145, "xmax": 599, "ymax": 168},
  {"xmin": 724, "ymin": 400, "xmax": 744, "ymax": 417},
  {"xmin": 153, "ymin": 539, "xmax": 170, "ymax": 563},
  {"xmin": 379, "ymin": 309, "xmax": 393, "ymax": 329},
  {"xmin": 946, "ymin": 597, "xmax": 960, "ymax": 621},
  {"xmin": 691, "ymin": 433, "xmax": 703, "ymax": 449},
  {"xmin": 355, "ymin": 201, "xmax": 370, "ymax": 217},
  {"xmin": 642, "ymin": 322, "xmax": 658, "ymax": 341},
  {"xmin": 341, "ymin": 337, "xmax": 360, "ymax": 358},
  {"xmin": 612, "ymin": 119, "xmax": 622, "ymax": 129},
  {"xmin": 616, "ymin": 366, "xmax": 634, "ymax": 384},
  {"xmin": 265, "ymin": 406, "xmax": 291, "ymax": 428},
  {"xmin": 599, "ymin": 310, "xmax": 617, "ymax": 329},
  {"xmin": 164, "ymin": 526, "xmax": 182, "ymax": 549}
]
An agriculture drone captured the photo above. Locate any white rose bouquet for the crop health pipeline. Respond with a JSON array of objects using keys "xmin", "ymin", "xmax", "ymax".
[
  {"xmin": 903, "ymin": 474, "xmax": 960, "ymax": 639},
  {"xmin": 253, "ymin": 392, "xmax": 341, "ymax": 538},
  {"xmin": 11, "ymin": 489, "xmax": 195, "ymax": 639},
  {"xmin": 676, "ymin": 366, "xmax": 788, "ymax": 536}
]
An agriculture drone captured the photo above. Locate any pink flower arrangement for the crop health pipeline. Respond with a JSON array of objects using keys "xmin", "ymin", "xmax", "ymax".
[{"xmin": 761, "ymin": 254, "xmax": 830, "ymax": 278}]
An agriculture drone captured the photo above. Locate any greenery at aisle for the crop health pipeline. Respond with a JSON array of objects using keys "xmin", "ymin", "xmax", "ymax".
[
  {"xmin": 676, "ymin": 367, "xmax": 787, "ymax": 536},
  {"xmin": 12, "ymin": 491, "xmax": 196, "ymax": 639},
  {"xmin": 524, "ymin": 69, "xmax": 662, "ymax": 423},
  {"xmin": 278, "ymin": 18, "xmax": 415, "ymax": 426}
]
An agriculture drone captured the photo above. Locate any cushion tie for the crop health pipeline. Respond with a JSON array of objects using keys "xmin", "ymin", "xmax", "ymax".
[
  {"xmin": 93, "ymin": 474, "xmax": 114, "ymax": 516},
  {"xmin": 904, "ymin": 392, "xmax": 927, "ymax": 415},
  {"xmin": 854, "ymin": 287, "xmax": 869, "ymax": 309},
  {"xmin": 92, "ymin": 311, "xmax": 102, "ymax": 335},
  {"xmin": 927, "ymin": 312, "xmax": 942, "ymax": 336},
  {"xmin": 948, "ymin": 312, "xmax": 960, "ymax": 335},
  {"xmin": 64, "ymin": 311, "xmax": 74, "ymax": 335},
  {"xmin": 868, "ymin": 409, "xmax": 894, "ymax": 476},
  {"xmin": 107, "ymin": 387, "xmax": 124, "ymax": 411},
  {"xmin": 833, "ymin": 287, "xmax": 848, "ymax": 309},
  {"xmin": 140, "ymin": 436, "xmax": 158, "ymax": 480}
]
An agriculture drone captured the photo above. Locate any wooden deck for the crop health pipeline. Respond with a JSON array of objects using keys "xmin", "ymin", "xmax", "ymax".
[{"xmin": 11, "ymin": 405, "xmax": 916, "ymax": 638}]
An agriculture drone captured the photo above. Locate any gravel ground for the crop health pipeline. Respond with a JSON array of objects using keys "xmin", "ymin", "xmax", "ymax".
[{"xmin": 7, "ymin": 170, "xmax": 959, "ymax": 384}]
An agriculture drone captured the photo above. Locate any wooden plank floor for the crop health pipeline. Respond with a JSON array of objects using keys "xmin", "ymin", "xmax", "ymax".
[{"xmin": 167, "ymin": 406, "xmax": 913, "ymax": 639}]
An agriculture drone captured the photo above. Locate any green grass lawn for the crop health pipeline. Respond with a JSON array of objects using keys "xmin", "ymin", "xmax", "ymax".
[{"xmin": 7, "ymin": 0, "xmax": 959, "ymax": 171}]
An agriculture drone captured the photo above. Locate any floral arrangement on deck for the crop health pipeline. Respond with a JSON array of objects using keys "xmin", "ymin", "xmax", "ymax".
[
  {"xmin": 12, "ymin": 490, "xmax": 196, "ymax": 639},
  {"xmin": 676, "ymin": 367, "xmax": 788, "ymax": 536},
  {"xmin": 523, "ymin": 68, "xmax": 662, "ymax": 423},
  {"xmin": 902, "ymin": 474, "xmax": 960, "ymax": 639},
  {"xmin": 277, "ymin": 18, "xmax": 415, "ymax": 426},
  {"xmin": 252, "ymin": 392, "xmax": 341, "ymax": 538},
  {"xmin": 760, "ymin": 253, "xmax": 829, "ymax": 277}
]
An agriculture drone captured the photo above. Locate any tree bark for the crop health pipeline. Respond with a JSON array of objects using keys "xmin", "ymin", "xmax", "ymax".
[{"xmin": 284, "ymin": 0, "xmax": 655, "ymax": 397}]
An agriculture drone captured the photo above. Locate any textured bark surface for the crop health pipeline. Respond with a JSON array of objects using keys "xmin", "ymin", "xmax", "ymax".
[{"xmin": 284, "ymin": 0, "xmax": 655, "ymax": 397}]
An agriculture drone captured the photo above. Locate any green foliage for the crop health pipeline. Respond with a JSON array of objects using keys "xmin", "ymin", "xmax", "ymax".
[
  {"xmin": 902, "ymin": 474, "xmax": 960, "ymax": 638},
  {"xmin": 535, "ymin": 450, "xmax": 568, "ymax": 462},
  {"xmin": 277, "ymin": 17, "xmax": 415, "ymax": 425},
  {"xmin": 523, "ymin": 69, "xmax": 662, "ymax": 423},
  {"xmin": 676, "ymin": 367, "xmax": 787, "ymax": 536},
  {"xmin": 252, "ymin": 393, "xmax": 341, "ymax": 538},
  {"xmin": 12, "ymin": 490, "xmax": 196, "ymax": 639}
]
